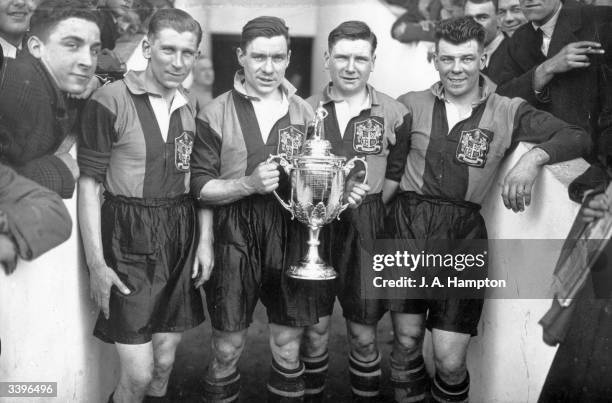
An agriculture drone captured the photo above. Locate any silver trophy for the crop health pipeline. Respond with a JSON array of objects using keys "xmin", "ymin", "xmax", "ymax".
[{"xmin": 267, "ymin": 103, "xmax": 368, "ymax": 280}]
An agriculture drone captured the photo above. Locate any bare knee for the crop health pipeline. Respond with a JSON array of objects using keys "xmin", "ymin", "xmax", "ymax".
[
  {"xmin": 434, "ymin": 353, "xmax": 467, "ymax": 384},
  {"xmin": 153, "ymin": 334, "xmax": 181, "ymax": 374},
  {"xmin": 270, "ymin": 325, "xmax": 303, "ymax": 368},
  {"xmin": 346, "ymin": 322, "xmax": 378, "ymax": 361},
  {"xmin": 210, "ymin": 330, "xmax": 246, "ymax": 376},
  {"xmin": 302, "ymin": 319, "xmax": 330, "ymax": 357},
  {"xmin": 122, "ymin": 367, "xmax": 154, "ymax": 394}
]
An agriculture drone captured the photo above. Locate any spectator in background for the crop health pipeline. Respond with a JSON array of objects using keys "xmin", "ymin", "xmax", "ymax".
[
  {"xmin": 0, "ymin": 0, "xmax": 101, "ymax": 198},
  {"xmin": 0, "ymin": 51, "xmax": 71, "ymax": 275},
  {"xmin": 496, "ymin": 0, "xmax": 527, "ymax": 36},
  {"xmin": 464, "ymin": 0, "xmax": 508, "ymax": 82},
  {"xmin": 0, "ymin": 0, "xmax": 38, "ymax": 58},
  {"xmin": 496, "ymin": 0, "xmax": 612, "ymax": 162},
  {"xmin": 188, "ymin": 56, "xmax": 214, "ymax": 111},
  {"xmin": 98, "ymin": 0, "xmax": 133, "ymax": 50},
  {"xmin": 391, "ymin": 0, "xmax": 465, "ymax": 44},
  {"xmin": 0, "ymin": 163, "xmax": 71, "ymax": 275}
]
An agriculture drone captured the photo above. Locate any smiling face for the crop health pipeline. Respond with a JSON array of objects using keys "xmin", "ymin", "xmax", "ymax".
[
  {"xmin": 497, "ymin": 0, "xmax": 527, "ymax": 36},
  {"xmin": 142, "ymin": 28, "xmax": 199, "ymax": 94},
  {"xmin": 435, "ymin": 38, "xmax": 485, "ymax": 102},
  {"xmin": 29, "ymin": 17, "xmax": 101, "ymax": 94},
  {"xmin": 325, "ymin": 38, "xmax": 375, "ymax": 99},
  {"xmin": 237, "ymin": 35, "xmax": 290, "ymax": 99},
  {"xmin": 0, "ymin": 0, "xmax": 38, "ymax": 45},
  {"xmin": 464, "ymin": 0, "xmax": 499, "ymax": 46},
  {"xmin": 105, "ymin": 0, "xmax": 133, "ymax": 17},
  {"xmin": 519, "ymin": 0, "xmax": 560, "ymax": 24}
]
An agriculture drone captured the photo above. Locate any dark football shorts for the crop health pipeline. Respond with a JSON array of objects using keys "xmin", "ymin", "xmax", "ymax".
[
  {"xmin": 329, "ymin": 193, "xmax": 387, "ymax": 325},
  {"xmin": 93, "ymin": 192, "xmax": 205, "ymax": 344},
  {"xmin": 384, "ymin": 191, "xmax": 487, "ymax": 336},
  {"xmin": 205, "ymin": 193, "xmax": 334, "ymax": 332}
]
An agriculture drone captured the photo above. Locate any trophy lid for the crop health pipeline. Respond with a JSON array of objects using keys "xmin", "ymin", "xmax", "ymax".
[{"xmin": 302, "ymin": 102, "xmax": 340, "ymax": 159}]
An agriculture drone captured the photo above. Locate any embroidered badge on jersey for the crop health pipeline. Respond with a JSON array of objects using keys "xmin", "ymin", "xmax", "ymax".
[
  {"xmin": 353, "ymin": 117, "xmax": 383, "ymax": 154},
  {"xmin": 175, "ymin": 131, "xmax": 194, "ymax": 172},
  {"xmin": 278, "ymin": 125, "xmax": 304, "ymax": 158},
  {"xmin": 456, "ymin": 128, "xmax": 492, "ymax": 168}
]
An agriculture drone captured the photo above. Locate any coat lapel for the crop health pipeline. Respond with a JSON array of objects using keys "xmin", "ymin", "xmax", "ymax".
[{"xmin": 548, "ymin": 7, "xmax": 582, "ymax": 57}]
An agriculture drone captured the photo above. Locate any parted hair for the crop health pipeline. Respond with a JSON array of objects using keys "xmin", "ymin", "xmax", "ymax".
[
  {"xmin": 435, "ymin": 16, "xmax": 486, "ymax": 49},
  {"xmin": 328, "ymin": 20, "xmax": 377, "ymax": 53},
  {"xmin": 148, "ymin": 8, "xmax": 203, "ymax": 46},
  {"xmin": 29, "ymin": 0, "xmax": 100, "ymax": 41},
  {"xmin": 240, "ymin": 16, "xmax": 290, "ymax": 51}
]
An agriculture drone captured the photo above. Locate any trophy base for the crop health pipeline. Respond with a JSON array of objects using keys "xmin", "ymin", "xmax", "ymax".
[{"xmin": 287, "ymin": 260, "xmax": 337, "ymax": 280}]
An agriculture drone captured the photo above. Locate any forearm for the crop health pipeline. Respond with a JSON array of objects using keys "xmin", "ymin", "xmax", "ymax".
[
  {"xmin": 518, "ymin": 147, "xmax": 550, "ymax": 169},
  {"xmin": 197, "ymin": 208, "xmax": 214, "ymax": 244},
  {"xmin": 198, "ymin": 177, "xmax": 256, "ymax": 205},
  {"xmin": 77, "ymin": 176, "xmax": 106, "ymax": 270},
  {"xmin": 382, "ymin": 180, "xmax": 400, "ymax": 205},
  {"xmin": 533, "ymin": 61, "xmax": 555, "ymax": 93}
]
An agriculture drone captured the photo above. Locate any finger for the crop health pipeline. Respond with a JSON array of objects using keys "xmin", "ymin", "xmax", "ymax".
[
  {"xmin": 192, "ymin": 258, "xmax": 199, "ymax": 279},
  {"xmin": 571, "ymin": 41, "xmax": 602, "ymax": 49},
  {"xmin": 101, "ymin": 294, "xmax": 110, "ymax": 320},
  {"xmin": 348, "ymin": 196, "xmax": 356, "ymax": 205},
  {"xmin": 508, "ymin": 182, "xmax": 519, "ymax": 212},
  {"xmin": 568, "ymin": 61, "xmax": 591, "ymax": 69},
  {"xmin": 569, "ymin": 54, "xmax": 590, "ymax": 62},
  {"xmin": 501, "ymin": 182, "xmax": 511, "ymax": 209},
  {"xmin": 111, "ymin": 274, "xmax": 131, "ymax": 295},
  {"xmin": 351, "ymin": 187, "xmax": 367, "ymax": 197},
  {"xmin": 582, "ymin": 207, "xmax": 606, "ymax": 219},
  {"xmin": 523, "ymin": 186, "xmax": 532, "ymax": 207}
]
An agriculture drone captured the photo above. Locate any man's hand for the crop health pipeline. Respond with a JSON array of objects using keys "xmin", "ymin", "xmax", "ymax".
[
  {"xmin": 244, "ymin": 161, "xmax": 280, "ymax": 194},
  {"xmin": 0, "ymin": 234, "xmax": 17, "ymax": 275},
  {"xmin": 56, "ymin": 152, "xmax": 80, "ymax": 181},
  {"xmin": 581, "ymin": 193, "xmax": 610, "ymax": 223},
  {"xmin": 535, "ymin": 42, "xmax": 604, "ymax": 90},
  {"xmin": 344, "ymin": 171, "xmax": 370, "ymax": 209},
  {"xmin": 89, "ymin": 262, "xmax": 131, "ymax": 319},
  {"xmin": 502, "ymin": 149, "xmax": 549, "ymax": 212},
  {"xmin": 192, "ymin": 239, "xmax": 214, "ymax": 288}
]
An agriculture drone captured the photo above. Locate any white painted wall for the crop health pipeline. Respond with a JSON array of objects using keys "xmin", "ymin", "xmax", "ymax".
[{"xmin": 0, "ymin": 179, "xmax": 118, "ymax": 402}]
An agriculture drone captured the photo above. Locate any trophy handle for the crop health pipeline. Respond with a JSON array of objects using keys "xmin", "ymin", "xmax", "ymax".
[
  {"xmin": 339, "ymin": 156, "xmax": 369, "ymax": 214},
  {"xmin": 267, "ymin": 154, "xmax": 294, "ymax": 217}
]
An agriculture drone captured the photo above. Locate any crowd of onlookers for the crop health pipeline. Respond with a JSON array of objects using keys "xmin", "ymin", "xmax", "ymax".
[{"xmin": 0, "ymin": 0, "xmax": 612, "ymax": 401}]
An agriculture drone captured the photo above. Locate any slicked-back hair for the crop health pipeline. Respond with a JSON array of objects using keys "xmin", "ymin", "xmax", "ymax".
[
  {"xmin": 465, "ymin": 0, "xmax": 498, "ymax": 12},
  {"xmin": 29, "ymin": 0, "xmax": 100, "ymax": 42},
  {"xmin": 240, "ymin": 16, "xmax": 290, "ymax": 51},
  {"xmin": 435, "ymin": 17, "xmax": 486, "ymax": 50},
  {"xmin": 328, "ymin": 20, "xmax": 377, "ymax": 53},
  {"xmin": 148, "ymin": 8, "xmax": 203, "ymax": 46}
]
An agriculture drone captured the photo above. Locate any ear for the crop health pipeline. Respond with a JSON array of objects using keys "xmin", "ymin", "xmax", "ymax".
[
  {"xmin": 286, "ymin": 49, "xmax": 291, "ymax": 66},
  {"xmin": 27, "ymin": 35, "xmax": 44, "ymax": 58},
  {"xmin": 323, "ymin": 50, "xmax": 330, "ymax": 70},
  {"xmin": 371, "ymin": 52, "xmax": 376, "ymax": 71},
  {"xmin": 142, "ymin": 36, "xmax": 152, "ymax": 59},
  {"xmin": 479, "ymin": 52, "xmax": 487, "ymax": 70},
  {"xmin": 433, "ymin": 52, "xmax": 440, "ymax": 71},
  {"xmin": 236, "ymin": 47, "xmax": 245, "ymax": 67}
]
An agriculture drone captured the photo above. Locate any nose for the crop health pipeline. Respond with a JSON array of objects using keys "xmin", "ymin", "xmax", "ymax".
[
  {"xmin": 77, "ymin": 47, "xmax": 95, "ymax": 70},
  {"xmin": 346, "ymin": 57, "xmax": 356, "ymax": 73},
  {"xmin": 172, "ymin": 52, "xmax": 185, "ymax": 70},
  {"xmin": 503, "ymin": 10, "xmax": 514, "ymax": 21},
  {"xmin": 262, "ymin": 56, "xmax": 274, "ymax": 73},
  {"xmin": 12, "ymin": 0, "xmax": 26, "ymax": 7},
  {"xmin": 451, "ymin": 59, "xmax": 462, "ymax": 73}
]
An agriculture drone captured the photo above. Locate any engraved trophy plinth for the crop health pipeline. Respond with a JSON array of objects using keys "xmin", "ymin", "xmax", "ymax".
[{"xmin": 268, "ymin": 103, "xmax": 368, "ymax": 280}]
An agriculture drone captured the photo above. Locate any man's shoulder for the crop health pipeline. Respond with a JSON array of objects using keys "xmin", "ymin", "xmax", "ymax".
[
  {"xmin": 372, "ymin": 89, "xmax": 408, "ymax": 114},
  {"xmin": 89, "ymin": 79, "xmax": 129, "ymax": 111},
  {"xmin": 197, "ymin": 90, "xmax": 233, "ymax": 123},
  {"xmin": 288, "ymin": 93, "xmax": 314, "ymax": 115},
  {"xmin": 305, "ymin": 92, "xmax": 324, "ymax": 110},
  {"xmin": 396, "ymin": 89, "xmax": 433, "ymax": 109},
  {"xmin": 1, "ymin": 55, "xmax": 48, "ymax": 97}
]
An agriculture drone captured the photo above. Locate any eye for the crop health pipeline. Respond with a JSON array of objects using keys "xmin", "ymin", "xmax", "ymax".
[
  {"xmin": 253, "ymin": 55, "xmax": 265, "ymax": 62},
  {"xmin": 272, "ymin": 55, "xmax": 286, "ymax": 63}
]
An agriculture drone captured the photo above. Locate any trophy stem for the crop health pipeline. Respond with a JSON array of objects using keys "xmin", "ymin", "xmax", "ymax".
[{"xmin": 286, "ymin": 225, "xmax": 338, "ymax": 280}]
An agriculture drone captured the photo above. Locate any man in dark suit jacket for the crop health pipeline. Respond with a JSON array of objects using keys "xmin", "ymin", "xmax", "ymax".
[
  {"xmin": 464, "ymin": 0, "xmax": 513, "ymax": 83},
  {"xmin": 496, "ymin": 0, "xmax": 612, "ymax": 161}
]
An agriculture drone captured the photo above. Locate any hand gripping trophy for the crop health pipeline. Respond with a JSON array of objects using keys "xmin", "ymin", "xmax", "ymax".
[{"xmin": 268, "ymin": 103, "xmax": 368, "ymax": 280}]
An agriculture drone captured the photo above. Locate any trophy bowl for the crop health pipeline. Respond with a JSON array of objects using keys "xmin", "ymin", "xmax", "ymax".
[{"xmin": 268, "ymin": 104, "xmax": 368, "ymax": 280}]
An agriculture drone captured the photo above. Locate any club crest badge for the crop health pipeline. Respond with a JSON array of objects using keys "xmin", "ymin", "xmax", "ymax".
[
  {"xmin": 175, "ymin": 131, "xmax": 194, "ymax": 172},
  {"xmin": 278, "ymin": 125, "xmax": 304, "ymax": 158},
  {"xmin": 456, "ymin": 128, "xmax": 492, "ymax": 168},
  {"xmin": 353, "ymin": 118, "xmax": 383, "ymax": 154}
]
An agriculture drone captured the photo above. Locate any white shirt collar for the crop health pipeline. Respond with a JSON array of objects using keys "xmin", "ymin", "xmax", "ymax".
[
  {"xmin": 532, "ymin": 3, "xmax": 562, "ymax": 38},
  {"xmin": 0, "ymin": 36, "xmax": 20, "ymax": 59}
]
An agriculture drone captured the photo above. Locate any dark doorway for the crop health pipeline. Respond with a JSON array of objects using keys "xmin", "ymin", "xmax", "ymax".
[{"xmin": 210, "ymin": 34, "xmax": 313, "ymax": 98}]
